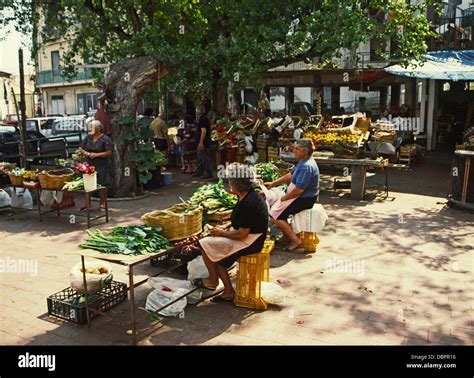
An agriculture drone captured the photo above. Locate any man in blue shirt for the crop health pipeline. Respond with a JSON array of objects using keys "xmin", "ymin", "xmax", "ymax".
[{"xmin": 265, "ymin": 139, "xmax": 319, "ymax": 251}]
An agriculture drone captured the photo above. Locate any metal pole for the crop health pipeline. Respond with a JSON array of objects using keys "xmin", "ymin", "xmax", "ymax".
[{"xmin": 18, "ymin": 49, "xmax": 28, "ymax": 168}]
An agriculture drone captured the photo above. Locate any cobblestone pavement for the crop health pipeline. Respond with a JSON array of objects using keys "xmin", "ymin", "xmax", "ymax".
[{"xmin": 0, "ymin": 151, "xmax": 472, "ymax": 345}]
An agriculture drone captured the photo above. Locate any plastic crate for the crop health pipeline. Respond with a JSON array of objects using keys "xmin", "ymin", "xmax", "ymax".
[
  {"xmin": 150, "ymin": 252, "xmax": 174, "ymax": 267},
  {"xmin": 234, "ymin": 240, "xmax": 274, "ymax": 310},
  {"xmin": 299, "ymin": 231, "xmax": 319, "ymax": 253},
  {"xmin": 47, "ymin": 281, "xmax": 128, "ymax": 324}
]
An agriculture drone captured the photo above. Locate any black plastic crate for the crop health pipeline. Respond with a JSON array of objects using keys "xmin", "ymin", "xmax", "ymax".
[
  {"xmin": 47, "ymin": 281, "xmax": 128, "ymax": 324},
  {"xmin": 150, "ymin": 251, "xmax": 175, "ymax": 267}
]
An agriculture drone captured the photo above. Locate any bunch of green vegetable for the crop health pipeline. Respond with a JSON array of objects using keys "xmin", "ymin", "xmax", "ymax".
[
  {"xmin": 154, "ymin": 150, "xmax": 167, "ymax": 165},
  {"xmin": 80, "ymin": 225, "xmax": 171, "ymax": 255},
  {"xmin": 255, "ymin": 163, "xmax": 281, "ymax": 183},
  {"xmin": 188, "ymin": 179, "xmax": 237, "ymax": 214},
  {"xmin": 62, "ymin": 178, "xmax": 84, "ymax": 191}
]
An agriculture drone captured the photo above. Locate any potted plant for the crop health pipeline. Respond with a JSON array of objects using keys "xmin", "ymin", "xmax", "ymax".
[{"xmin": 75, "ymin": 162, "xmax": 97, "ymax": 191}]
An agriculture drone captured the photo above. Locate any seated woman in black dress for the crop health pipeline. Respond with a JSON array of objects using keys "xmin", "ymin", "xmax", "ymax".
[
  {"xmin": 193, "ymin": 164, "xmax": 268, "ymax": 302},
  {"xmin": 79, "ymin": 120, "xmax": 113, "ymax": 211}
]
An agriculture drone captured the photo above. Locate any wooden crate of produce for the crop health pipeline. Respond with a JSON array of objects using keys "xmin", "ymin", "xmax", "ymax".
[
  {"xmin": 399, "ymin": 144, "xmax": 417, "ymax": 165},
  {"xmin": 267, "ymin": 146, "xmax": 279, "ymax": 162}
]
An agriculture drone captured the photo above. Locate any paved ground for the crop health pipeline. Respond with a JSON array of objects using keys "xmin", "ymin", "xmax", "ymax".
[{"xmin": 0, "ymin": 149, "xmax": 472, "ymax": 345}]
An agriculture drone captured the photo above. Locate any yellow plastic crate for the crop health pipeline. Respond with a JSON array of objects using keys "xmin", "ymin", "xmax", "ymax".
[
  {"xmin": 234, "ymin": 240, "xmax": 274, "ymax": 310},
  {"xmin": 298, "ymin": 231, "xmax": 319, "ymax": 253}
]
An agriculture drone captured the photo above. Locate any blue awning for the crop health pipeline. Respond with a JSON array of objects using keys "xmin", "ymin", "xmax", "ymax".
[{"xmin": 384, "ymin": 50, "xmax": 474, "ymax": 81}]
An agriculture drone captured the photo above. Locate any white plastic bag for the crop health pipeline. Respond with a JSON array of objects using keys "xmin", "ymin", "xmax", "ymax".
[
  {"xmin": 148, "ymin": 276, "xmax": 202, "ymax": 304},
  {"xmin": 8, "ymin": 187, "xmax": 33, "ymax": 209},
  {"xmin": 261, "ymin": 282, "xmax": 285, "ymax": 304},
  {"xmin": 39, "ymin": 190, "xmax": 63, "ymax": 207},
  {"xmin": 145, "ymin": 287, "xmax": 188, "ymax": 317},
  {"xmin": 0, "ymin": 189, "xmax": 11, "ymax": 211},
  {"xmin": 259, "ymin": 183, "xmax": 286, "ymax": 208},
  {"xmin": 70, "ymin": 261, "xmax": 113, "ymax": 294},
  {"xmin": 187, "ymin": 256, "xmax": 209, "ymax": 281}
]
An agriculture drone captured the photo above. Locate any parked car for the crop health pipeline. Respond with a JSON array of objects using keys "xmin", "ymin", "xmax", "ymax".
[
  {"xmin": 50, "ymin": 115, "xmax": 88, "ymax": 153},
  {"xmin": 0, "ymin": 124, "xmax": 46, "ymax": 163},
  {"xmin": 3, "ymin": 114, "xmax": 20, "ymax": 125},
  {"xmin": 26, "ymin": 117, "xmax": 59, "ymax": 138}
]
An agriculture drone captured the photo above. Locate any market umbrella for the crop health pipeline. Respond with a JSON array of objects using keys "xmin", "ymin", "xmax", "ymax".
[{"xmin": 384, "ymin": 50, "xmax": 474, "ymax": 81}]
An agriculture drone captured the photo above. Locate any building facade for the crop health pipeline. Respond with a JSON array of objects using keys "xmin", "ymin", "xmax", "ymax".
[{"xmin": 35, "ymin": 38, "xmax": 101, "ymax": 116}]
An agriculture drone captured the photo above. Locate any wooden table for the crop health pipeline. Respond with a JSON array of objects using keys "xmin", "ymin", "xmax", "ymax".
[
  {"xmin": 1, "ymin": 184, "xmax": 109, "ymax": 228},
  {"xmin": 74, "ymin": 248, "xmax": 222, "ymax": 345},
  {"xmin": 313, "ymin": 154, "xmax": 389, "ymax": 200}
]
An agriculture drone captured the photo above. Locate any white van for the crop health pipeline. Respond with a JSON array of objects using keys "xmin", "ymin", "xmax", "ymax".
[{"xmin": 26, "ymin": 117, "xmax": 60, "ymax": 138}]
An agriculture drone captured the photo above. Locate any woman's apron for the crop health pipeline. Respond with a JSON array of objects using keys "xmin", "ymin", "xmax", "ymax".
[
  {"xmin": 269, "ymin": 183, "xmax": 298, "ymax": 219},
  {"xmin": 199, "ymin": 228, "xmax": 262, "ymax": 262}
]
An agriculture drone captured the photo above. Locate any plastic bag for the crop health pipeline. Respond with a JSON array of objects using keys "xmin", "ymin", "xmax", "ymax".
[
  {"xmin": 70, "ymin": 261, "xmax": 113, "ymax": 294},
  {"xmin": 261, "ymin": 282, "xmax": 285, "ymax": 304},
  {"xmin": 8, "ymin": 187, "xmax": 33, "ymax": 209},
  {"xmin": 39, "ymin": 190, "xmax": 63, "ymax": 207},
  {"xmin": 187, "ymin": 256, "xmax": 209, "ymax": 281},
  {"xmin": 0, "ymin": 189, "xmax": 11, "ymax": 211},
  {"xmin": 145, "ymin": 287, "xmax": 188, "ymax": 317},
  {"xmin": 148, "ymin": 276, "xmax": 201, "ymax": 304},
  {"xmin": 258, "ymin": 183, "xmax": 285, "ymax": 208}
]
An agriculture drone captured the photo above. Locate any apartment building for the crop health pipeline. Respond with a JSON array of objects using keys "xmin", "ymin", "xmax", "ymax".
[{"xmin": 35, "ymin": 38, "xmax": 101, "ymax": 116}]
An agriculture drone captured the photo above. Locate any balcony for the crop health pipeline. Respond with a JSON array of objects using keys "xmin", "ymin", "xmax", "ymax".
[
  {"xmin": 428, "ymin": 14, "xmax": 474, "ymax": 51},
  {"xmin": 36, "ymin": 69, "xmax": 98, "ymax": 86}
]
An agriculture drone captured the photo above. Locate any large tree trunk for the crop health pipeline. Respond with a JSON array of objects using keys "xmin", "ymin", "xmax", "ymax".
[
  {"xmin": 211, "ymin": 79, "xmax": 228, "ymax": 117},
  {"xmin": 104, "ymin": 56, "xmax": 168, "ymax": 197}
]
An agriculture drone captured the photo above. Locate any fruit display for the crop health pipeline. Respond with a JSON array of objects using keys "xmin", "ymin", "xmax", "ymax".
[
  {"xmin": 8, "ymin": 168, "xmax": 39, "ymax": 182},
  {"xmin": 80, "ymin": 266, "xmax": 110, "ymax": 274},
  {"xmin": 0, "ymin": 162, "xmax": 16, "ymax": 172},
  {"xmin": 173, "ymin": 233, "xmax": 205, "ymax": 262},
  {"xmin": 187, "ymin": 179, "xmax": 237, "ymax": 214},
  {"xmin": 303, "ymin": 130, "xmax": 360, "ymax": 149},
  {"xmin": 463, "ymin": 127, "xmax": 474, "ymax": 146},
  {"xmin": 22, "ymin": 170, "xmax": 40, "ymax": 182}
]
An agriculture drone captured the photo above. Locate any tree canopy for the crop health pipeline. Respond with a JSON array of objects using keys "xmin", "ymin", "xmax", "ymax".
[
  {"xmin": 1, "ymin": 0, "xmax": 438, "ymax": 197},
  {"xmin": 2, "ymin": 0, "xmax": 437, "ymax": 101}
]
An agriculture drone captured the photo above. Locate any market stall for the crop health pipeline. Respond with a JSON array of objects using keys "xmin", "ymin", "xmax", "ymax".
[
  {"xmin": 0, "ymin": 161, "xmax": 109, "ymax": 227},
  {"xmin": 46, "ymin": 170, "xmax": 290, "ymax": 344}
]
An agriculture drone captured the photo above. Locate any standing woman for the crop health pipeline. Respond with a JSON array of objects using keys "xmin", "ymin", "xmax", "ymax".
[{"xmin": 79, "ymin": 120, "xmax": 113, "ymax": 211}]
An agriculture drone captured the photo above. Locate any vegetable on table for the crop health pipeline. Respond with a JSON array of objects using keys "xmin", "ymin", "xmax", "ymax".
[
  {"xmin": 255, "ymin": 163, "xmax": 281, "ymax": 183},
  {"xmin": 80, "ymin": 225, "xmax": 171, "ymax": 255},
  {"xmin": 62, "ymin": 178, "xmax": 84, "ymax": 191},
  {"xmin": 187, "ymin": 179, "xmax": 237, "ymax": 214}
]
